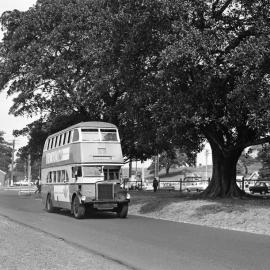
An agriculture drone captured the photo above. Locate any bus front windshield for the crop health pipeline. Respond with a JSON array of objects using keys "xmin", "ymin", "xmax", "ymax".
[{"xmin": 83, "ymin": 166, "xmax": 103, "ymax": 177}]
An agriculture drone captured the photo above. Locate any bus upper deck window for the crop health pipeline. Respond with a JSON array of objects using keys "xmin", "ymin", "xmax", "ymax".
[
  {"xmin": 47, "ymin": 139, "xmax": 50, "ymax": 150},
  {"xmin": 100, "ymin": 129, "xmax": 118, "ymax": 141},
  {"xmin": 50, "ymin": 138, "xmax": 54, "ymax": 149},
  {"xmin": 73, "ymin": 129, "xmax": 79, "ymax": 142},
  {"xmin": 81, "ymin": 129, "xmax": 99, "ymax": 141},
  {"xmin": 67, "ymin": 131, "xmax": 72, "ymax": 143},
  {"xmin": 59, "ymin": 134, "xmax": 63, "ymax": 146},
  {"xmin": 63, "ymin": 133, "xmax": 67, "ymax": 145},
  {"xmin": 54, "ymin": 136, "xmax": 58, "ymax": 148}
]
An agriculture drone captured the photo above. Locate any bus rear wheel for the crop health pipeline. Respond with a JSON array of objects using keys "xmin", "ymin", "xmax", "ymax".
[
  {"xmin": 73, "ymin": 196, "xmax": 85, "ymax": 219},
  {"xmin": 46, "ymin": 194, "xmax": 54, "ymax": 213},
  {"xmin": 117, "ymin": 203, "xmax": 128, "ymax": 218}
]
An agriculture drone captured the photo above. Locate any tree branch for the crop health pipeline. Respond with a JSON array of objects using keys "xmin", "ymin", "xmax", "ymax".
[
  {"xmin": 213, "ymin": 0, "xmax": 233, "ymax": 18},
  {"xmin": 224, "ymin": 27, "xmax": 256, "ymax": 54},
  {"xmin": 216, "ymin": 26, "xmax": 256, "ymax": 65},
  {"xmin": 243, "ymin": 136, "xmax": 270, "ymax": 148}
]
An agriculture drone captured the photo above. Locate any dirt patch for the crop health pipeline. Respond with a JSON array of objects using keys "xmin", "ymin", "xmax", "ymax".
[{"xmin": 129, "ymin": 191, "xmax": 270, "ymax": 235}]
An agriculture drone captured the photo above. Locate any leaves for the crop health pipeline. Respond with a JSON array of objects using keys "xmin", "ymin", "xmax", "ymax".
[
  {"xmin": 0, "ymin": 131, "xmax": 12, "ymax": 173},
  {"xmin": 1, "ymin": 0, "xmax": 270, "ymax": 170}
]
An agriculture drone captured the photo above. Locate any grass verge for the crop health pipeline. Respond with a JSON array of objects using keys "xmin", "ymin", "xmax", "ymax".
[{"xmin": 128, "ymin": 190, "xmax": 270, "ymax": 236}]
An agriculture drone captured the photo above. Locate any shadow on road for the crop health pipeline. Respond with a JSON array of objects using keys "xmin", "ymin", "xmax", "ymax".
[{"xmin": 49, "ymin": 208, "xmax": 119, "ymax": 219}]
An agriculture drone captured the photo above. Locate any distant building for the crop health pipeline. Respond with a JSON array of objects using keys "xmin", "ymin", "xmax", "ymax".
[
  {"xmin": 122, "ymin": 160, "xmax": 152, "ymax": 182},
  {"xmin": 0, "ymin": 170, "xmax": 6, "ymax": 186}
]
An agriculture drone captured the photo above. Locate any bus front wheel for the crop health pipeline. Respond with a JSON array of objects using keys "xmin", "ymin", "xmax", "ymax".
[
  {"xmin": 46, "ymin": 194, "xmax": 54, "ymax": 213},
  {"xmin": 73, "ymin": 196, "xmax": 85, "ymax": 219},
  {"xmin": 117, "ymin": 203, "xmax": 128, "ymax": 218}
]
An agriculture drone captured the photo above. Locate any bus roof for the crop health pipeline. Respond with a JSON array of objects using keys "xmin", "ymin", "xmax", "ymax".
[{"xmin": 47, "ymin": 121, "xmax": 118, "ymax": 138}]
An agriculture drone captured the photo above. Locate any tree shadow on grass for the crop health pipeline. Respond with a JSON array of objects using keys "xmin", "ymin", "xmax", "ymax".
[
  {"xmin": 191, "ymin": 203, "xmax": 248, "ymax": 219},
  {"xmin": 131, "ymin": 191, "xmax": 201, "ymax": 214},
  {"xmin": 130, "ymin": 190, "xmax": 270, "ymax": 215}
]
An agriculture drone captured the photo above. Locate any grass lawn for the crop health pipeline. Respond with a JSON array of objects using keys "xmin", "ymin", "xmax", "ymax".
[{"xmin": 128, "ymin": 190, "xmax": 270, "ymax": 236}]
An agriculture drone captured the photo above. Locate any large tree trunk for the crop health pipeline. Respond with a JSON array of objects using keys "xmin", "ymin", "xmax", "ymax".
[
  {"xmin": 202, "ymin": 144, "xmax": 246, "ymax": 198},
  {"xmin": 166, "ymin": 164, "xmax": 170, "ymax": 175}
]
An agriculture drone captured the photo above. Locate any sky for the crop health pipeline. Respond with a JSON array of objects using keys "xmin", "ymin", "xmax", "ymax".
[{"xmin": 0, "ymin": 0, "xmax": 37, "ymax": 149}]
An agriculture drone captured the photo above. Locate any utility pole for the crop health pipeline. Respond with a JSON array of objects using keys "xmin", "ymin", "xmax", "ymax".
[
  {"xmin": 10, "ymin": 139, "xmax": 15, "ymax": 186},
  {"xmin": 27, "ymin": 154, "xmax": 31, "ymax": 185},
  {"xmin": 154, "ymin": 156, "xmax": 157, "ymax": 178},
  {"xmin": 129, "ymin": 159, "xmax": 132, "ymax": 179},
  {"xmin": 157, "ymin": 154, "xmax": 159, "ymax": 180},
  {"xmin": 141, "ymin": 161, "xmax": 144, "ymax": 183}
]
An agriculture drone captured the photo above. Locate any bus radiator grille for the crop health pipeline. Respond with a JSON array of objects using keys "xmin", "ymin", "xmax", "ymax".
[{"xmin": 97, "ymin": 183, "xmax": 114, "ymax": 200}]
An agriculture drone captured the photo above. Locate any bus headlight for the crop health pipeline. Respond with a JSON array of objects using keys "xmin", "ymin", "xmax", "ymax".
[{"xmin": 126, "ymin": 193, "xmax": 131, "ymax": 200}]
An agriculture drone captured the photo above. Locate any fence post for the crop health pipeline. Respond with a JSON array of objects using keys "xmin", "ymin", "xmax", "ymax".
[
  {"xmin": 179, "ymin": 178, "xmax": 182, "ymax": 192},
  {"xmin": 242, "ymin": 176, "xmax": 245, "ymax": 191}
]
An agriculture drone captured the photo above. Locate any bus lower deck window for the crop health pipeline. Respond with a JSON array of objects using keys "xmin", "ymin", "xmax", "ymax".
[{"xmin": 72, "ymin": 166, "xmax": 82, "ymax": 178}]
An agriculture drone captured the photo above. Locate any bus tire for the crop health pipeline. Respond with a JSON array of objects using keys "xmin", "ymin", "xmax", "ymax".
[
  {"xmin": 117, "ymin": 203, "xmax": 128, "ymax": 218},
  {"xmin": 46, "ymin": 194, "xmax": 54, "ymax": 213},
  {"xmin": 73, "ymin": 195, "xmax": 85, "ymax": 219}
]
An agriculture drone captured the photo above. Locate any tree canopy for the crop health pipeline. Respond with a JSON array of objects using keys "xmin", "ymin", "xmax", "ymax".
[
  {"xmin": 0, "ymin": 131, "xmax": 12, "ymax": 173},
  {"xmin": 154, "ymin": 0, "xmax": 270, "ymax": 197},
  {"xmin": 1, "ymin": 0, "xmax": 270, "ymax": 197},
  {"xmin": 148, "ymin": 148, "xmax": 196, "ymax": 175}
]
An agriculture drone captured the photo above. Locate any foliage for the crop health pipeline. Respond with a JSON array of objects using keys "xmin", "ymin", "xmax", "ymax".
[
  {"xmin": 236, "ymin": 149, "xmax": 259, "ymax": 176},
  {"xmin": 0, "ymin": 0, "xmax": 202, "ymax": 162},
  {"xmin": 257, "ymin": 144, "xmax": 270, "ymax": 180},
  {"xmin": 0, "ymin": 131, "xmax": 12, "ymax": 173},
  {"xmin": 153, "ymin": 0, "xmax": 270, "ymax": 197},
  {"xmin": 148, "ymin": 148, "xmax": 195, "ymax": 175},
  {"xmin": 1, "ymin": 0, "xmax": 270, "ymax": 197}
]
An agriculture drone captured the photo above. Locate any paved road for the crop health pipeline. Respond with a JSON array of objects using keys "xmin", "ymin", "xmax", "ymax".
[{"xmin": 0, "ymin": 190, "xmax": 270, "ymax": 270}]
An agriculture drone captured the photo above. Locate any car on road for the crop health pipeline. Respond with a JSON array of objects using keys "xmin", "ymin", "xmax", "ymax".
[{"xmin": 249, "ymin": 182, "xmax": 269, "ymax": 195}]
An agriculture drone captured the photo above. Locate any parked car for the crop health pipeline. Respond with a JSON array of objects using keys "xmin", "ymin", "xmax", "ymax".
[
  {"xmin": 142, "ymin": 183, "xmax": 154, "ymax": 191},
  {"xmin": 184, "ymin": 181, "xmax": 208, "ymax": 192},
  {"xmin": 159, "ymin": 183, "xmax": 175, "ymax": 191},
  {"xmin": 249, "ymin": 182, "xmax": 269, "ymax": 195}
]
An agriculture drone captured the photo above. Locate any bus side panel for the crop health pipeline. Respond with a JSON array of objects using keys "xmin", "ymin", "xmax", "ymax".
[
  {"xmin": 53, "ymin": 184, "xmax": 70, "ymax": 203},
  {"xmin": 81, "ymin": 184, "xmax": 96, "ymax": 200},
  {"xmin": 41, "ymin": 144, "xmax": 81, "ymax": 169}
]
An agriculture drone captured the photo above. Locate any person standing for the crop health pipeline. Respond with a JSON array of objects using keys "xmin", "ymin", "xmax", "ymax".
[{"xmin": 153, "ymin": 177, "xmax": 158, "ymax": 192}]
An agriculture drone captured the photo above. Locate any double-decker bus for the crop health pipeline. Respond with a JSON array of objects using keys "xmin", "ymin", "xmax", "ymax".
[{"xmin": 41, "ymin": 121, "xmax": 130, "ymax": 219}]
